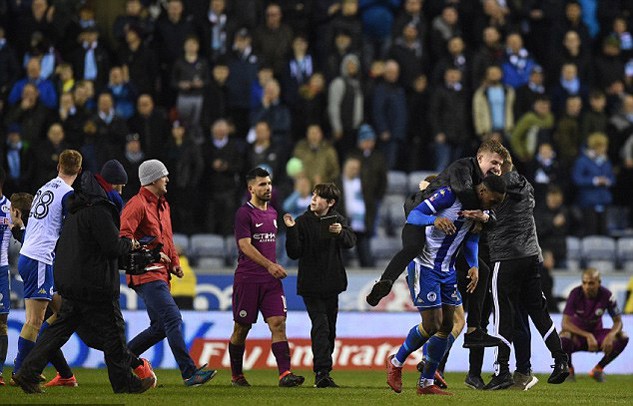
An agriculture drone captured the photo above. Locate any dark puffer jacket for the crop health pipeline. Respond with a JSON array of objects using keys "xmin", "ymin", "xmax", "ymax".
[
  {"xmin": 286, "ymin": 208, "xmax": 356, "ymax": 298},
  {"xmin": 54, "ymin": 172, "xmax": 134, "ymax": 302},
  {"xmin": 487, "ymin": 171, "xmax": 542, "ymax": 262}
]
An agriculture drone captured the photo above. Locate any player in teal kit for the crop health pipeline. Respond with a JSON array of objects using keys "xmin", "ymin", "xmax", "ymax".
[{"xmin": 229, "ymin": 167, "xmax": 304, "ymax": 388}]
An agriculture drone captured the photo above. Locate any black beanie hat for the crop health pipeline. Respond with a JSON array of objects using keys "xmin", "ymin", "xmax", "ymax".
[{"xmin": 100, "ymin": 159, "xmax": 128, "ymax": 185}]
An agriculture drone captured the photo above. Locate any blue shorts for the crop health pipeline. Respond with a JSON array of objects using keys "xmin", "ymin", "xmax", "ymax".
[
  {"xmin": 407, "ymin": 261, "xmax": 462, "ymax": 309},
  {"xmin": 18, "ymin": 255, "xmax": 54, "ymax": 300},
  {"xmin": 0, "ymin": 265, "xmax": 9, "ymax": 314}
]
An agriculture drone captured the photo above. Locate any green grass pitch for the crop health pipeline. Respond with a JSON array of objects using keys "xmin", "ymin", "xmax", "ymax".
[{"xmin": 2, "ymin": 368, "xmax": 632, "ymax": 405}]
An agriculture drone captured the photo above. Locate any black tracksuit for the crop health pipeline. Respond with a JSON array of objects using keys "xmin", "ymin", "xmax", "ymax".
[
  {"xmin": 17, "ymin": 173, "xmax": 145, "ymax": 393},
  {"xmin": 286, "ymin": 208, "xmax": 356, "ymax": 374},
  {"xmin": 487, "ymin": 171, "xmax": 567, "ymax": 375}
]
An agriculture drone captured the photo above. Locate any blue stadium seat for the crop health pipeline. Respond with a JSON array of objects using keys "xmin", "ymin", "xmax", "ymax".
[
  {"xmin": 565, "ymin": 236, "xmax": 581, "ymax": 271},
  {"xmin": 616, "ymin": 237, "xmax": 633, "ymax": 271},
  {"xmin": 387, "ymin": 171, "xmax": 408, "ymax": 195},
  {"xmin": 173, "ymin": 233, "xmax": 190, "ymax": 255},
  {"xmin": 581, "ymin": 235, "xmax": 616, "ymax": 271},
  {"xmin": 190, "ymin": 234, "xmax": 226, "ymax": 268}
]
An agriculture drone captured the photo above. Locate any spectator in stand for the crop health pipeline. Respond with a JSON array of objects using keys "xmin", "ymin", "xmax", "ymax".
[
  {"xmin": 327, "ymin": 0, "xmax": 363, "ymax": 60},
  {"xmin": 282, "ymin": 35, "xmax": 314, "ymax": 111},
  {"xmin": 247, "ymin": 121, "xmax": 283, "ymax": 181},
  {"xmin": 510, "ymin": 95, "xmax": 555, "ymax": 167},
  {"xmin": 293, "ymin": 124, "xmax": 340, "ymax": 185},
  {"xmin": 171, "ymin": 34, "xmax": 210, "ymax": 144},
  {"xmin": 253, "ymin": 3, "xmax": 293, "ymax": 77},
  {"xmin": 127, "ymin": 94, "xmax": 171, "ymax": 159},
  {"xmin": 471, "ymin": 26, "xmax": 504, "ymax": 89},
  {"xmin": 92, "ymin": 92, "xmax": 129, "ymax": 154},
  {"xmin": 33, "ymin": 123, "xmax": 68, "ymax": 188},
  {"xmin": 1, "ymin": 124, "xmax": 35, "ymax": 197},
  {"xmin": 107, "ymin": 66, "xmax": 137, "ymax": 120},
  {"xmin": 580, "ymin": 90, "xmax": 608, "ymax": 142},
  {"xmin": 226, "ymin": 28, "xmax": 258, "ymax": 139},
  {"xmin": 296, "ymin": 73, "xmax": 328, "ymax": 141},
  {"xmin": 202, "ymin": 119, "xmax": 243, "ymax": 236},
  {"xmin": 392, "ymin": 0, "xmax": 426, "ymax": 45},
  {"xmin": 118, "ymin": 133, "xmax": 144, "ymax": 202},
  {"xmin": 328, "ymin": 54, "xmax": 364, "ymax": 160},
  {"xmin": 70, "ymin": 26, "xmax": 111, "ymax": 93},
  {"xmin": 553, "ymin": 95, "xmax": 584, "ymax": 171},
  {"xmin": 472, "ymin": 65, "xmax": 515, "ymax": 143},
  {"xmin": 372, "ymin": 60, "xmax": 407, "ymax": 169},
  {"xmin": 53, "ymin": 63, "xmax": 74, "ymax": 96},
  {"xmin": 526, "ymin": 142, "xmax": 565, "ymax": 206},
  {"xmin": 608, "ymin": 93, "xmax": 633, "ymax": 164},
  {"xmin": 250, "ymin": 65, "xmax": 274, "ymax": 112},
  {"xmin": 56, "ymin": 92, "xmax": 87, "ymax": 150},
  {"xmin": 429, "ymin": 5, "xmax": 461, "ymax": 61},
  {"xmin": 550, "ymin": 2, "xmax": 592, "ymax": 60},
  {"xmin": 22, "ymin": 31, "xmax": 59, "ymax": 81},
  {"xmin": 73, "ymin": 80, "xmax": 96, "ymax": 114},
  {"xmin": 550, "ymin": 30, "xmax": 592, "ymax": 88},
  {"xmin": 116, "ymin": 24, "xmax": 158, "ymax": 97},
  {"xmin": 8, "ymin": 58, "xmax": 58, "ymax": 110},
  {"xmin": 550, "ymin": 63, "xmax": 588, "ymax": 117},
  {"xmin": 432, "ymin": 36, "xmax": 472, "ymax": 91},
  {"xmin": 3, "ymin": 83, "xmax": 53, "ymax": 148},
  {"xmin": 514, "ymin": 64, "xmax": 546, "ymax": 119},
  {"xmin": 429, "ymin": 67, "xmax": 470, "ymax": 171},
  {"xmin": 196, "ymin": 0, "xmax": 236, "ymax": 64},
  {"xmin": 0, "ymin": 26, "xmax": 20, "ymax": 104},
  {"xmin": 611, "ymin": 15, "xmax": 633, "ymax": 61},
  {"xmin": 250, "ymin": 79, "xmax": 292, "ymax": 155},
  {"xmin": 13, "ymin": 0, "xmax": 58, "ymax": 59},
  {"xmin": 501, "ymin": 32, "xmax": 537, "ymax": 89},
  {"xmin": 162, "ymin": 121, "xmax": 203, "ymax": 234},
  {"xmin": 535, "ymin": 185, "xmax": 570, "ymax": 268},
  {"xmin": 389, "ymin": 22, "xmax": 428, "ymax": 91},
  {"xmin": 325, "ymin": 29, "xmax": 359, "ymax": 82},
  {"xmin": 593, "ymin": 36, "xmax": 625, "ymax": 91},
  {"xmin": 204, "ymin": 60, "xmax": 230, "ymax": 130},
  {"xmin": 571, "ymin": 132, "xmax": 615, "ymax": 236},
  {"xmin": 358, "ymin": 0, "xmax": 400, "ymax": 68},
  {"xmin": 112, "ymin": 0, "xmax": 152, "ymax": 49},
  {"xmin": 152, "ymin": 0, "xmax": 195, "ymax": 107}
]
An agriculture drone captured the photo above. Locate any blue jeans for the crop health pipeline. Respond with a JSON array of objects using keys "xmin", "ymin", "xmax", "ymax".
[{"xmin": 128, "ymin": 280, "xmax": 196, "ymax": 379}]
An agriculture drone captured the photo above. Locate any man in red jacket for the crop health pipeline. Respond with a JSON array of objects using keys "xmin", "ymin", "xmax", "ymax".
[{"xmin": 121, "ymin": 159, "xmax": 217, "ymax": 387}]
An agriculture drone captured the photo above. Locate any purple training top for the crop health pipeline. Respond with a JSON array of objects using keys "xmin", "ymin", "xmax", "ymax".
[
  {"xmin": 563, "ymin": 285, "xmax": 622, "ymax": 332},
  {"xmin": 234, "ymin": 201, "xmax": 278, "ymax": 283}
]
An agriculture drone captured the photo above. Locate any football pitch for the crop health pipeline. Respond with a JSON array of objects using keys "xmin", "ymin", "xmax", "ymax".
[{"xmin": 2, "ymin": 368, "xmax": 633, "ymax": 405}]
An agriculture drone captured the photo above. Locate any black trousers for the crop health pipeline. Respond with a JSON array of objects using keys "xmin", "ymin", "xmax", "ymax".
[
  {"xmin": 303, "ymin": 295, "xmax": 338, "ymax": 374},
  {"xmin": 455, "ymin": 253, "xmax": 490, "ymax": 329},
  {"xmin": 490, "ymin": 255, "xmax": 566, "ymax": 375},
  {"xmin": 19, "ymin": 297, "xmax": 142, "ymax": 393}
]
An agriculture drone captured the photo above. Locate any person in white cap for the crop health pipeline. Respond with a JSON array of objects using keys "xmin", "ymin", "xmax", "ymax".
[{"xmin": 120, "ymin": 159, "xmax": 217, "ymax": 386}]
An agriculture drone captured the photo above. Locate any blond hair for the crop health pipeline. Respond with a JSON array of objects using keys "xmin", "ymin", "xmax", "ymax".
[{"xmin": 58, "ymin": 150, "xmax": 83, "ymax": 176}]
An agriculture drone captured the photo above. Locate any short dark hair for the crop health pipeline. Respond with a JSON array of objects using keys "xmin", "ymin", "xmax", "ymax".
[
  {"xmin": 10, "ymin": 192, "xmax": 34, "ymax": 214},
  {"xmin": 246, "ymin": 167, "xmax": 270, "ymax": 184},
  {"xmin": 313, "ymin": 183, "xmax": 340, "ymax": 205},
  {"xmin": 482, "ymin": 175, "xmax": 506, "ymax": 195}
]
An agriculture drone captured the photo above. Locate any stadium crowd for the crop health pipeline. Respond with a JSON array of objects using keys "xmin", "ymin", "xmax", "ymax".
[{"xmin": 1, "ymin": 0, "xmax": 633, "ymax": 268}]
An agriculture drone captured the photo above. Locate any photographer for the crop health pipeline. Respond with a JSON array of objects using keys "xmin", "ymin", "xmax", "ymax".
[
  {"xmin": 121, "ymin": 159, "xmax": 216, "ymax": 387},
  {"xmin": 13, "ymin": 160, "xmax": 156, "ymax": 394}
]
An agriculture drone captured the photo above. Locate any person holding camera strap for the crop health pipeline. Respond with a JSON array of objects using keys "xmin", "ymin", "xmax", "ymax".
[
  {"xmin": 13, "ymin": 160, "xmax": 157, "ymax": 394},
  {"xmin": 121, "ymin": 159, "xmax": 217, "ymax": 387}
]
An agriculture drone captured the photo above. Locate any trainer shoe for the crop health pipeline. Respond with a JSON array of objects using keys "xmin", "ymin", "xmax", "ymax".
[
  {"xmin": 0, "ymin": 376, "xmax": 4, "ymax": 386},
  {"xmin": 589, "ymin": 367, "xmax": 605, "ymax": 383},
  {"xmin": 184, "ymin": 364, "xmax": 218, "ymax": 387},
  {"xmin": 366, "ymin": 280, "xmax": 393, "ymax": 306},
  {"xmin": 134, "ymin": 358, "xmax": 157, "ymax": 388},
  {"xmin": 511, "ymin": 370, "xmax": 538, "ymax": 391},
  {"xmin": 483, "ymin": 372, "xmax": 513, "ymax": 390},
  {"xmin": 464, "ymin": 374, "xmax": 485, "ymax": 390},
  {"xmin": 566, "ymin": 367, "xmax": 576, "ymax": 382},
  {"xmin": 129, "ymin": 377, "xmax": 156, "ymax": 394},
  {"xmin": 386, "ymin": 354, "xmax": 403, "ymax": 393},
  {"xmin": 547, "ymin": 359, "xmax": 570, "ymax": 384},
  {"xmin": 231, "ymin": 374, "xmax": 251, "ymax": 387},
  {"xmin": 417, "ymin": 383, "xmax": 453, "ymax": 396},
  {"xmin": 44, "ymin": 373, "xmax": 78, "ymax": 388},
  {"xmin": 278, "ymin": 371, "xmax": 305, "ymax": 387},
  {"xmin": 12, "ymin": 373, "xmax": 43, "ymax": 394},
  {"xmin": 315, "ymin": 372, "xmax": 339, "ymax": 388},
  {"xmin": 462, "ymin": 329, "xmax": 504, "ymax": 348},
  {"xmin": 415, "ymin": 359, "xmax": 448, "ymax": 389}
]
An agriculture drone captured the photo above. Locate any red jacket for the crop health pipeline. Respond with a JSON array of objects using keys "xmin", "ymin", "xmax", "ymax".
[{"xmin": 120, "ymin": 187, "xmax": 179, "ymax": 286}]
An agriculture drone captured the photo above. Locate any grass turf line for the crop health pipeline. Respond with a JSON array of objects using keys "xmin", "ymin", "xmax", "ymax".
[{"xmin": 1, "ymin": 368, "xmax": 632, "ymax": 405}]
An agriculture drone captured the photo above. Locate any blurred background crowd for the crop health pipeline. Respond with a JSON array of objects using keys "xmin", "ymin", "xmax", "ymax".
[{"xmin": 2, "ymin": 0, "xmax": 633, "ymax": 274}]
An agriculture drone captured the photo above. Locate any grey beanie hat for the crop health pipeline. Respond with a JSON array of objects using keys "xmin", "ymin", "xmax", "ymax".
[{"xmin": 139, "ymin": 159, "xmax": 169, "ymax": 185}]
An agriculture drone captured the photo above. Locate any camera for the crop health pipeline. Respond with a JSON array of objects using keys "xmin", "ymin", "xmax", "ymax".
[{"xmin": 122, "ymin": 242, "xmax": 163, "ymax": 275}]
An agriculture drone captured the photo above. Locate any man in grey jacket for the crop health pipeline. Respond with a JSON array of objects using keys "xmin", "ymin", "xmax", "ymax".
[{"xmin": 473, "ymin": 169, "xmax": 569, "ymax": 390}]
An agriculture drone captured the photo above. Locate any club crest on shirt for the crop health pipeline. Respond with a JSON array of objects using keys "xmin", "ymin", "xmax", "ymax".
[
  {"xmin": 595, "ymin": 308, "xmax": 604, "ymax": 316},
  {"xmin": 239, "ymin": 310, "xmax": 247, "ymax": 318},
  {"xmin": 1, "ymin": 204, "xmax": 8, "ymax": 213}
]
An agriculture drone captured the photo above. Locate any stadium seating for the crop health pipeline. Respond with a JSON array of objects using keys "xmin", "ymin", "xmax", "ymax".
[
  {"xmin": 387, "ymin": 171, "xmax": 408, "ymax": 195},
  {"xmin": 189, "ymin": 234, "xmax": 226, "ymax": 268},
  {"xmin": 617, "ymin": 237, "xmax": 633, "ymax": 271},
  {"xmin": 408, "ymin": 171, "xmax": 436, "ymax": 194},
  {"xmin": 581, "ymin": 235, "xmax": 617, "ymax": 271},
  {"xmin": 565, "ymin": 236, "xmax": 581, "ymax": 271},
  {"xmin": 370, "ymin": 236, "xmax": 402, "ymax": 267},
  {"xmin": 173, "ymin": 233, "xmax": 190, "ymax": 254}
]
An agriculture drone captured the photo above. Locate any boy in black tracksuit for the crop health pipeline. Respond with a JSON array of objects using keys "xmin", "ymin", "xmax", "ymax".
[{"xmin": 284, "ymin": 183, "xmax": 356, "ymax": 388}]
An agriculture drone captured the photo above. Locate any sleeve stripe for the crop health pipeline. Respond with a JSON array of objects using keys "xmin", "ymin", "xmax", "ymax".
[{"xmin": 424, "ymin": 200, "xmax": 436, "ymax": 214}]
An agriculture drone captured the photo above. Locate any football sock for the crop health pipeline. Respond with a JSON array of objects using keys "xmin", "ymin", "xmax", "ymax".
[
  {"xmin": 228, "ymin": 342, "xmax": 245, "ymax": 377},
  {"xmin": 597, "ymin": 336, "xmax": 629, "ymax": 369},
  {"xmin": 395, "ymin": 324, "xmax": 429, "ymax": 365},
  {"xmin": 437, "ymin": 332, "xmax": 457, "ymax": 374},
  {"xmin": 13, "ymin": 324, "xmax": 39, "ymax": 373},
  {"xmin": 271, "ymin": 341, "xmax": 291, "ymax": 376},
  {"xmin": 422, "ymin": 333, "xmax": 449, "ymax": 380}
]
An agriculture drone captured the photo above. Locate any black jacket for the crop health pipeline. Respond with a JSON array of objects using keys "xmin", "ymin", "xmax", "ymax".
[
  {"xmin": 54, "ymin": 173, "xmax": 133, "ymax": 302},
  {"xmin": 286, "ymin": 208, "xmax": 356, "ymax": 297},
  {"xmin": 487, "ymin": 171, "xmax": 542, "ymax": 262}
]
